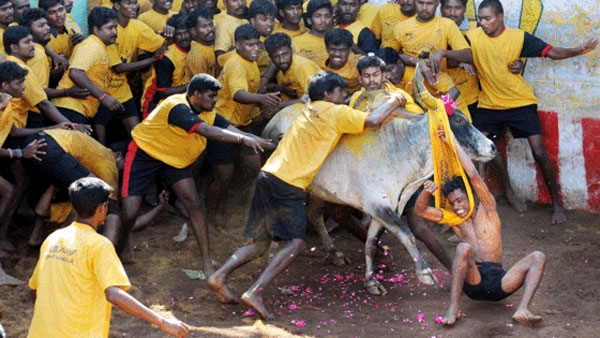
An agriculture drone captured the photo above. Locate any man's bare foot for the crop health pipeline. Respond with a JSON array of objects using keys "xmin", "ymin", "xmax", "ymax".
[
  {"xmin": 241, "ymin": 291, "xmax": 273, "ymax": 320},
  {"xmin": 207, "ymin": 274, "xmax": 239, "ymax": 304},
  {"xmin": 506, "ymin": 192, "xmax": 527, "ymax": 212},
  {"xmin": 551, "ymin": 206, "xmax": 566, "ymax": 224},
  {"xmin": 442, "ymin": 308, "xmax": 461, "ymax": 326},
  {"xmin": 512, "ymin": 309, "xmax": 542, "ymax": 323}
]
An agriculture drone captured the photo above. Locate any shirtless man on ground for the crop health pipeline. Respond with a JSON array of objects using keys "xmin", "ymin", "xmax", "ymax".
[{"xmin": 414, "ymin": 128, "xmax": 546, "ymax": 325}]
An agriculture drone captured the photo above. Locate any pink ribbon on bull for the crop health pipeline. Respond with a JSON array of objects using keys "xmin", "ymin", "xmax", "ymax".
[{"xmin": 440, "ymin": 94, "xmax": 456, "ymax": 116}]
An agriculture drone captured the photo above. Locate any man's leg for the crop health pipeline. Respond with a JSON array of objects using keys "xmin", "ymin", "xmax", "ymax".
[
  {"xmin": 240, "ymin": 153, "xmax": 262, "ymax": 181},
  {"xmin": 443, "ymin": 242, "xmax": 479, "ymax": 325},
  {"xmin": 205, "ymin": 163, "xmax": 234, "ymax": 227},
  {"xmin": 118, "ymin": 196, "xmax": 143, "ymax": 255},
  {"xmin": 501, "ymin": 250, "xmax": 545, "ymax": 323},
  {"xmin": 489, "ymin": 149, "xmax": 527, "ymax": 212},
  {"xmin": 0, "ymin": 176, "xmax": 14, "ymax": 250},
  {"xmin": 241, "ymin": 238, "xmax": 306, "ymax": 320},
  {"xmin": 170, "ymin": 177, "xmax": 215, "ymax": 276},
  {"xmin": 208, "ymin": 237, "xmax": 270, "ymax": 304},
  {"xmin": 527, "ymin": 135, "xmax": 566, "ymax": 224}
]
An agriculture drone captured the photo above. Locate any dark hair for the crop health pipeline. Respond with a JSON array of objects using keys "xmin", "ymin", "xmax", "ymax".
[
  {"xmin": 357, "ymin": 55, "xmax": 386, "ymax": 74},
  {"xmin": 264, "ymin": 32, "xmax": 291, "ymax": 54},
  {"xmin": 187, "ymin": 73, "xmax": 222, "ymax": 95},
  {"xmin": 38, "ymin": 0, "xmax": 62, "ymax": 11},
  {"xmin": 376, "ymin": 47, "xmax": 401, "ymax": 66},
  {"xmin": 276, "ymin": 0, "xmax": 302, "ymax": 11},
  {"xmin": 308, "ymin": 71, "xmax": 348, "ymax": 101},
  {"xmin": 234, "ymin": 24, "xmax": 260, "ymax": 42},
  {"xmin": 187, "ymin": 6, "xmax": 213, "ymax": 28},
  {"xmin": 0, "ymin": 0, "xmax": 10, "ymax": 7},
  {"xmin": 442, "ymin": 176, "xmax": 467, "ymax": 197},
  {"xmin": 0, "ymin": 60, "xmax": 28, "ymax": 84},
  {"xmin": 306, "ymin": 0, "xmax": 332, "ymax": 17},
  {"xmin": 324, "ymin": 28, "xmax": 353, "ymax": 48},
  {"xmin": 167, "ymin": 13, "xmax": 190, "ymax": 30},
  {"xmin": 88, "ymin": 6, "xmax": 118, "ymax": 34},
  {"xmin": 479, "ymin": 0, "xmax": 503, "ymax": 15},
  {"xmin": 440, "ymin": 0, "xmax": 467, "ymax": 7},
  {"xmin": 69, "ymin": 177, "xmax": 113, "ymax": 219},
  {"xmin": 18, "ymin": 8, "xmax": 46, "ymax": 28},
  {"xmin": 249, "ymin": 0, "xmax": 277, "ymax": 18},
  {"xmin": 3, "ymin": 26, "xmax": 30, "ymax": 55}
]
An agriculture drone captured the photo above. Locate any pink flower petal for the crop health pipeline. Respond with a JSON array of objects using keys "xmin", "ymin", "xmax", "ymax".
[
  {"xmin": 288, "ymin": 303, "xmax": 298, "ymax": 310},
  {"xmin": 243, "ymin": 309, "xmax": 255, "ymax": 317},
  {"xmin": 435, "ymin": 315, "xmax": 443, "ymax": 324},
  {"xmin": 416, "ymin": 313, "xmax": 425, "ymax": 322}
]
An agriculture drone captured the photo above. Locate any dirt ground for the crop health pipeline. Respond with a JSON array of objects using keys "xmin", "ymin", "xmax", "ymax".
[{"xmin": 1, "ymin": 184, "xmax": 600, "ymax": 338}]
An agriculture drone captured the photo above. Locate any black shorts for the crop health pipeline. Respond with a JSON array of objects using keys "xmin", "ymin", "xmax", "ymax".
[
  {"xmin": 244, "ymin": 171, "xmax": 308, "ymax": 241},
  {"xmin": 121, "ymin": 140, "xmax": 192, "ymax": 198},
  {"xmin": 93, "ymin": 99, "xmax": 140, "ymax": 126},
  {"xmin": 473, "ymin": 104, "xmax": 541, "ymax": 139},
  {"xmin": 463, "ymin": 262, "xmax": 514, "ymax": 301},
  {"xmin": 58, "ymin": 107, "xmax": 90, "ymax": 125},
  {"xmin": 26, "ymin": 111, "xmax": 52, "ymax": 128},
  {"xmin": 23, "ymin": 132, "xmax": 90, "ymax": 189},
  {"xmin": 206, "ymin": 139, "xmax": 237, "ymax": 164}
]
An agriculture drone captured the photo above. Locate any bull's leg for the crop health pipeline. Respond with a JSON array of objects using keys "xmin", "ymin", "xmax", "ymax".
[
  {"xmin": 377, "ymin": 208, "xmax": 438, "ymax": 286},
  {"xmin": 364, "ymin": 220, "xmax": 388, "ymax": 295},
  {"xmin": 307, "ymin": 198, "xmax": 349, "ymax": 266}
]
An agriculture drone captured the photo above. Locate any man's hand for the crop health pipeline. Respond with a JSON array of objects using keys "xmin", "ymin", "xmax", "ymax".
[
  {"xmin": 22, "ymin": 138, "xmax": 47, "ymax": 161},
  {"xmin": 100, "ymin": 95, "xmax": 124, "ymax": 112},
  {"xmin": 160, "ymin": 25, "xmax": 175, "ymax": 39},
  {"xmin": 507, "ymin": 59, "xmax": 524, "ymax": 74},
  {"xmin": 69, "ymin": 33, "xmax": 85, "ymax": 46},
  {"xmin": 428, "ymin": 51, "xmax": 445, "ymax": 79},
  {"xmin": 460, "ymin": 63, "xmax": 476, "ymax": 75},
  {"xmin": 419, "ymin": 60, "xmax": 438, "ymax": 86},
  {"xmin": 423, "ymin": 180, "xmax": 438, "ymax": 195},
  {"xmin": 51, "ymin": 54, "xmax": 69, "ymax": 71},
  {"xmin": 578, "ymin": 37, "xmax": 599, "ymax": 55},
  {"xmin": 435, "ymin": 127, "xmax": 447, "ymax": 142},
  {"xmin": 241, "ymin": 135, "xmax": 275, "ymax": 153},
  {"xmin": 258, "ymin": 92, "xmax": 281, "ymax": 108},
  {"xmin": 0, "ymin": 92, "xmax": 12, "ymax": 109},
  {"xmin": 66, "ymin": 86, "xmax": 90, "ymax": 99},
  {"xmin": 160, "ymin": 318, "xmax": 189, "ymax": 337}
]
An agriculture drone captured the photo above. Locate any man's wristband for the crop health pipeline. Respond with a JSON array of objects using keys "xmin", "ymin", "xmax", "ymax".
[
  {"xmin": 237, "ymin": 134, "xmax": 244, "ymax": 144},
  {"xmin": 8, "ymin": 148, "xmax": 12, "ymax": 158},
  {"xmin": 16, "ymin": 148, "xmax": 23, "ymax": 158},
  {"xmin": 98, "ymin": 93, "xmax": 106, "ymax": 101}
]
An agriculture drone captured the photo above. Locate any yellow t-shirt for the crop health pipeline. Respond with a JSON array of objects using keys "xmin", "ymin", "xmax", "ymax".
[
  {"xmin": 138, "ymin": 0, "xmax": 152, "ymax": 14},
  {"xmin": 389, "ymin": 16, "xmax": 470, "ymax": 65},
  {"xmin": 272, "ymin": 21, "xmax": 309, "ymax": 38},
  {"xmin": 4, "ymin": 56, "xmax": 48, "ymax": 128},
  {"xmin": 276, "ymin": 55, "xmax": 321, "ymax": 100},
  {"xmin": 371, "ymin": 3, "xmax": 412, "ymax": 45},
  {"xmin": 214, "ymin": 14, "xmax": 248, "ymax": 53},
  {"xmin": 106, "ymin": 19, "xmax": 165, "ymax": 102},
  {"xmin": 337, "ymin": 21, "xmax": 368, "ymax": 46},
  {"xmin": 314, "ymin": 52, "xmax": 364, "ymax": 94},
  {"xmin": 133, "ymin": 94, "xmax": 214, "ymax": 168},
  {"xmin": 138, "ymin": 9, "xmax": 172, "ymax": 34},
  {"xmin": 349, "ymin": 82, "xmax": 424, "ymax": 114},
  {"xmin": 0, "ymin": 28, "xmax": 5, "ymax": 56},
  {"xmin": 293, "ymin": 32, "xmax": 327, "ymax": 60},
  {"xmin": 467, "ymin": 27, "xmax": 538, "ymax": 109},
  {"xmin": 53, "ymin": 35, "xmax": 115, "ymax": 119},
  {"xmin": 26, "ymin": 44, "xmax": 51, "ymax": 88},
  {"xmin": 186, "ymin": 41, "xmax": 217, "ymax": 78},
  {"xmin": 446, "ymin": 21, "xmax": 479, "ymax": 106},
  {"xmin": 356, "ymin": 2, "xmax": 379, "ymax": 28},
  {"xmin": 47, "ymin": 27, "xmax": 75, "ymax": 59},
  {"xmin": 44, "ymin": 129, "xmax": 119, "ymax": 200},
  {"xmin": 64, "ymin": 13, "xmax": 83, "ymax": 35},
  {"xmin": 28, "ymin": 222, "xmax": 130, "ymax": 338},
  {"xmin": 214, "ymin": 52, "xmax": 260, "ymax": 126},
  {"xmin": 217, "ymin": 36, "xmax": 271, "ymax": 76},
  {"xmin": 262, "ymin": 101, "xmax": 367, "ymax": 189},
  {"xmin": 0, "ymin": 107, "xmax": 13, "ymax": 146}
]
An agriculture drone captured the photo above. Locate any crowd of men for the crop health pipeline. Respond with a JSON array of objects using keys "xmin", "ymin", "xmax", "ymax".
[{"xmin": 0, "ymin": 0, "xmax": 596, "ymax": 336}]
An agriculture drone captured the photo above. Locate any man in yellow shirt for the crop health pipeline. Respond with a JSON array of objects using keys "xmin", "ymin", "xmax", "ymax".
[
  {"xmin": 12, "ymin": 0, "xmax": 29, "ymax": 23},
  {"xmin": 214, "ymin": 0, "xmax": 248, "ymax": 61},
  {"xmin": 28, "ymin": 177, "xmax": 189, "ymax": 338},
  {"xmin": 62, "ymin": 0, "xmax": 82, "ymax": 35},
  {"xmin": 185, "ymin": 7, "xmax": 217, "ymax": 78},
  {"xmin": 138, "ymin": 0, "xmax": 173, "ymax": 34},
  {"xmin": 336, "ymin": 0, "xmax": 378, "ymax": 54},
  {"xmin": 208, "ymin": 70, "xmax": 406, "ymax": 320},
  {"xmin": 313, "ymin": 28, "xmax": 363, "ymax": 94},
  {"xmin": 467, "ymin": 0, "xmax": 597, "ymax": 223},
  {"xmin": 293, "ymin": 0, "xmax": 332, "ymax": 60},
  {"xmin": 0, "ymin": 0, "xmax": 14, "ymax": 54},
  {"xmin": 39, "ymin": 0, "xmax": 83, "ymax": 60},
  {"xmin": 120, "ymin": 73, "xmax": 273, "ymax": 276},
  {"xmin": 272, "ymin": 0, "xmax": 307, "ymax": 38},
  {"xmin": 370, "ymin": 0, "xmax": 415, "ymax": 48},
  {"xmin": 180, "ymin": 0, "xmax": 199, "ymax": 14},
  {"xmin": 52, "ymin": 7, "xmax": 122, "ymax": 126}
]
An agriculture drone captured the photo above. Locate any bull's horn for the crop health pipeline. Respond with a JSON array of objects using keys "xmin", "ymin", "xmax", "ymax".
[{"xmin": 414, "ymin": 63, "xmax": 438, "ymax": 112}]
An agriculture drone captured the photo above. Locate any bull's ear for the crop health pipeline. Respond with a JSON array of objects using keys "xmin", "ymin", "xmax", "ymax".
[{"xmin": 414, "ymin": 63, "xmax": 437, "ymax": 112}]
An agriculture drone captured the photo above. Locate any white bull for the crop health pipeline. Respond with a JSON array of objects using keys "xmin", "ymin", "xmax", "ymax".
[{"xmin": 261, "ymin": 72, "xmax": 496, "ymax": 295}]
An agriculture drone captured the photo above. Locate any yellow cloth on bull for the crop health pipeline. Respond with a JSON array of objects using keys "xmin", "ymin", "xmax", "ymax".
[{"xmin": 424, "ymin": 92, "xmax": 475, "ymax": 227}]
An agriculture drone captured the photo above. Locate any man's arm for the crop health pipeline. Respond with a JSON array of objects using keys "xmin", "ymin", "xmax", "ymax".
[
  {"xmin": 195, "ymin": 123, "xmax": 275, "ymax": 153},
  {"xmin": 69, "ymin": 69, "xmax": 123, "ymax": 111},
  {"xmin": 105, "ymin": 286, "xmax": 188, "ymax": 337},
  {"xmin": 363, "ymin": 94, "xmax": 406, "ymax": 128},
  {"xmin": 545, "ymin": 37, "xmax": 598, "ymax": 60},
  {"xmin": 414, "ymin": 180, "xmax": 444, "ymax": 222},
  {"xmin": 233, "ymin": 90, "xmax": 281, "ymax": 108}
]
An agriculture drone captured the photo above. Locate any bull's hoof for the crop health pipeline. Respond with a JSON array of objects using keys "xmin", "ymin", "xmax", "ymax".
[
  {"xmin": 328, "ymin": 250, "xmax": 350, "ymax": 266},
  {"xmin": 364, "ymin": 279, "xmax": 388, "ymax": 296},
  {"xmin": 416, "ymin": 268, "xmax": 438, "ymax": 286}
]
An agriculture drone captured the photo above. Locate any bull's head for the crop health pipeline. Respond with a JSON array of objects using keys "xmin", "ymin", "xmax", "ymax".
[{"xmin": 414, "ymin": 65, "xmax": 495, "ymax": 162}]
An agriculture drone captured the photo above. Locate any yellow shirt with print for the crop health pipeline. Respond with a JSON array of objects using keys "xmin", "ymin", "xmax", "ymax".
[
  {"xmin": 294, "ymin": 32, "xmax": 327, "ymax": 60},
  {"xmin": 217, "ymin": 35, "xmax": 274, "ymax": 76},
  {"xmin": 138, "ymin": 9, "xmax": 172, "ymax": 34},
  {"xmin": 276, "ymin": 55, "xmax": 321, "ymax": 100},
  {"xmin": 214, "ymin": 52, "xmax": 260, "ymax": 127},
  {"xmin": 214, "ymin": 15, "xmax": 248, "ymax": 53},
  {"xmin": 28, "ymin": 222, "xmax": 130, "ymax": 338},
  {"xmin": 133, "ymin": 94, "xmax": 215, "ymax": 169},
  {"xmin": 371, "ymin": 3, "xmax": 412, "ymax": 46},
  {"xmin": 467, "ymin": 27, "xmax": 538, "ymax": 109},
  {"xmin": 186, "ymin": 41, "xmax": 217, "ymax": 78},
  {"xmin": 446, "ymin": 20, "xmax": 479, "ymax": 106},
  {"xmin": 262, "ymin": 101, "xmax": 367, "ymax": 190},
  {"xmin": 4, "ymin": 56, "xmax": 47, "ymax": 128},
  {"xmin": 47, "ymin": 27, "xmax": 75, "ymax": 59},
  {"xmin": 349, "ymin": 81, "xmax": 424, "ymax": 115},
  {"xmin": 338, "ymin": 21, "xmax": 368, "ymax": 46},
  {"xmin": 314, "ymin": 52, "xmax": 364, "ymax": 94},
  {"xmin": 272, "ymin": 21, "xmax": 309, "ymax": 38},
  {"xmin": 27, "ymin": 44, "xmax": 51, "ymax": 89},
  {"xmin": 53, "ymin": 35, "xmax": 115, "ymax": 119},
  {"xmin": 357, "ymin": 2, "xmax": 379, "ymax": 28},
  {"xmin": 107, "ymin": 19, "xmax": 165, "ymax": 103}
]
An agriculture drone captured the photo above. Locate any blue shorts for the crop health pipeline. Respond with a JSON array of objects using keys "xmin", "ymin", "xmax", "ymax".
[
  {"xmin": 473, "ymin": 104, "xmax": 541, "ymax": 139},
  {"xmin": 244, "ymin": 172, "xmax": 307, "ymax": 241},
  {"xmin": 463, "ymin": 262, "xmax": 514, "ymax": 301}
]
